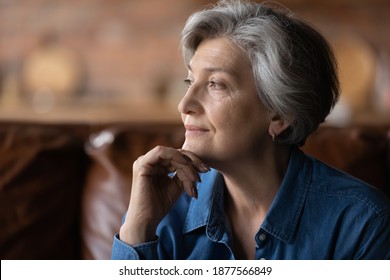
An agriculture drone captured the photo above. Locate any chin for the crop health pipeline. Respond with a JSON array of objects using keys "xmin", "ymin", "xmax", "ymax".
[
  {"xmin": 182, "ymin": 141, "xmax": 200, "ymax": 153},
  {"xmin": 182, "ymin": 141, "xmax": 218, "ymax": 165},
  {"xmin": 182, "ymin": 141, "xmax": 206, "ymax": 156}
]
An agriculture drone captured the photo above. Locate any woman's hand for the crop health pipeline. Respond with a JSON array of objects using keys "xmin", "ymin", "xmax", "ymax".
[{"xmin": 119, "ymin": 146, "xmax": 210, "ymax": 246}]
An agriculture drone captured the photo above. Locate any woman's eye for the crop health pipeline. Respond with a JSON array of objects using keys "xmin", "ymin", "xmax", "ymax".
[
  {"xmin": 184, "ymin": 78, "xmax": 193, "ymax": 88},
  {"xmin": 209, "ymin": 81, "xmax": 226, "ymax": 90}
]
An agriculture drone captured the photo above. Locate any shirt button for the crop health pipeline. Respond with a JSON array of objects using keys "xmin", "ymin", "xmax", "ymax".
[{"xmin": 259, "ymin": 233, "xmax": 267, "ymax": 241}]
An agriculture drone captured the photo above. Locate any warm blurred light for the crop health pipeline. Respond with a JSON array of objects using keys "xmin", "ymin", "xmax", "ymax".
[{"xmin": 0, "ymin": 0, "xmax": 389, "ymax": 124}]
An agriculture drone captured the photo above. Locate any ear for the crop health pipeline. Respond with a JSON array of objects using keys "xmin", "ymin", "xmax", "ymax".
[{"xmin": 268, "ymin": 114, "xmax": 290, "ymax": 139}]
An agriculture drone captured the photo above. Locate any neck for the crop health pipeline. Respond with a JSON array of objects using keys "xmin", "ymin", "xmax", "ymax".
[
  {"xmin": 216, "ymin": 141, "xmax": 292, "ymax": 260},
  {"xmin": 221, "ymin": 143, "xmax": 291, "ymax": 218}
]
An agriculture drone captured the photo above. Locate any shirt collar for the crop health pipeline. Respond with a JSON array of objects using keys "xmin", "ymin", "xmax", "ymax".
[
  {"xmin": 260, "ymin": 148, "xmax": 312, "ymax": 244},
  {"xmin": 182, "ymin": 148, "xmax": 312, "ymax": 245},
  {"xmin": 182, "ymin": 170, "xmax": 227, "ymax": 237}
]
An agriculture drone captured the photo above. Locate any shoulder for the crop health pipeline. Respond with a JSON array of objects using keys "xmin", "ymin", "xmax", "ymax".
[
  {"xmin": 299, "ymin": 152, "xmax": 390, "ymax": 259},
  {"xmin": 305, "ymin": 153, "xmax": 390, "ymax": 216}
]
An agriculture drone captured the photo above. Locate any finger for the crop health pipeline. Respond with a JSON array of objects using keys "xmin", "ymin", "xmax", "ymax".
[
  {"xmin": 145, "ymin": 146, "xmax": 189, "ymax": 166},
  {"xmin": 178, "ymin": 149, "xmax": 210, "ymax": 173},
  {"xmin": 173, "ymin": 175, "xmax": 198, "ymax": 199},
  {"xmin": 137, "ymin": 146, "xmax": 189, "ymax": 176},
  {"xmin": 175, "ymin": 167, "xmax": 200, "ymax": 187},
  {"xmin": 134, "ymin": 156, "xmax": 173, "ymax": 177},
  {"xmin": 171, "ymin": 160, "xmax": 201, "ymax": 182},
  {"xmin": 146, "ymin": 147, "xmax": 201, "ymax": 182},
  {"xmin": 139, "ymin": 146, "xmax": 202, "ymax": 186}
]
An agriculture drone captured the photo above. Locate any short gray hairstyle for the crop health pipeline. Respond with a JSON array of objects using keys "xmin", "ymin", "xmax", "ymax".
[{"xmin": 181, "ymin": 0, "xmax": 339, "ymax": 146}]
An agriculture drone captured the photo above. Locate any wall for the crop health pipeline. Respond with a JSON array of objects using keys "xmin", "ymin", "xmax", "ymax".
[{"xmin": 0, "ymin": 0, "xmax": 389, "ymax": 123}]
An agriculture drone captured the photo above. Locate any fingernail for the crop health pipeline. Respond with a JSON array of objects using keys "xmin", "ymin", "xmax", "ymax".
[
  {"xmin": 192, "ymin": 186, "xmax": 198, "ymax": 199},
  {"xmin": 195, "ymin": 172, "xmax": 201, "ymax": 182},
  {"xmin": 200, "ymin": 162, "xmax": 210, "ymax": 172}
]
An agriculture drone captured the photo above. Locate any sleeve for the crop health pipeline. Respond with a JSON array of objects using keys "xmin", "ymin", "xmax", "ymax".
[
  {"xmin": 354, "ymin": 211, "xmax": 390, "ymax": 260},
  {"xmin": 111, "ymin": 233, "xmax": 159, "ymax": 260}
]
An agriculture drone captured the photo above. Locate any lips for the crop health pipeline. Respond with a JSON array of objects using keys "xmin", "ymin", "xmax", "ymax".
[
  {"xmin": 185, "ymin": 125, "xmax": 208, "ymax": 132},
  {"xmin": 184, "ymin": 124, "xmax": 209, "ymax": 136}
]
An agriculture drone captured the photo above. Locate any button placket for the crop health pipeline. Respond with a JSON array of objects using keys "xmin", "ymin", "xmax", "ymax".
[
  {"xmin": 258, "ymin": 233, "xmax": 267, "ymax": 241},
  {"xmin": 255, "ymin": 231, "xmax": 268, "ymax": 260}
]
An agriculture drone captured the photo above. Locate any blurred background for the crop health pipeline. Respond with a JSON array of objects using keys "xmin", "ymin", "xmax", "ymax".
[
  {"xmin": 0, "ymin": 0, "xmax": 389, "ymax": 124},
  {"xmin": 1, "ymin": 0, "xmax": 389, "ymax": 260}
]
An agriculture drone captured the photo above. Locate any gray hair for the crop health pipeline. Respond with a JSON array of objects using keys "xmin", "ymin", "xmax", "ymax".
[{"xmin": 181, "ymin": 0, "xmax": 339, "ymax": 146}]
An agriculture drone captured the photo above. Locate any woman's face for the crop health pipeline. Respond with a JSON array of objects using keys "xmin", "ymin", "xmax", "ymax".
[{"xmin": 178, "ymin": 37, "xmax": 270, "ymax": 167}]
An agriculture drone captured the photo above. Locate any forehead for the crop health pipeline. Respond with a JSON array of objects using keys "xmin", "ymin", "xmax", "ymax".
[{"xmin": 188, "ymin": 37, "xmax": 251, "ymax": 76}]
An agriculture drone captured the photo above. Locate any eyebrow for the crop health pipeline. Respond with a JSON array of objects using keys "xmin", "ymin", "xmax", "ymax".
[{"xmin": 187, "ymin": 64, "xmax": 238, "ymax": 77}]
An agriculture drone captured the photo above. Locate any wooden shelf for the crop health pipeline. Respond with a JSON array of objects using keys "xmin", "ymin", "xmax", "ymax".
[{"xmin": 0, "ymin": 101, "xmax": 182, "ymax": 125}]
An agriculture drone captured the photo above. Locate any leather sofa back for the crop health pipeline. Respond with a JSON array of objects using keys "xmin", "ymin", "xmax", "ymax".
[
  {"xmin": 0, "ymin": 122, "xmax": 389, "ymax": 259},
  {"xmin": 0, "ymin": 123, "xmax": 89, "ymax": 259},
  {"xmin": 303, "ymin": 126, "xmax": 390, "ymax": 198}
]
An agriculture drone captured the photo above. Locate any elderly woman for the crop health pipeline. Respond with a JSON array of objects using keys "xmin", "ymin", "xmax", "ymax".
[{"xmin": 112, "ymin": 0, "xmax": 390, "ymax": 259}]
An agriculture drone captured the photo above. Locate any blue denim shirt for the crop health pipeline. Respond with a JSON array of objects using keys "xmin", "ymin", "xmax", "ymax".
[{"xmin": 112, "ymin": 148, "xmax": 390, "ymax": 259}]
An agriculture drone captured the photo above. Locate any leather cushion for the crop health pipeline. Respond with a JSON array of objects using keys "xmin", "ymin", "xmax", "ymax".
[
  {"xmin": 303, "ymin": 126, "xmax": 390, "ymax": 198},
  {"xmin": 0, "ymin": 123, "xmax": 89, "ymax": 259}
]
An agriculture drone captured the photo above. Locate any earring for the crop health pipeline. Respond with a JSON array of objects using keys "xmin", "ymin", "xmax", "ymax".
[{"xmin": 271, "ymin": 133, "xmax": 275, "ymax": 142}]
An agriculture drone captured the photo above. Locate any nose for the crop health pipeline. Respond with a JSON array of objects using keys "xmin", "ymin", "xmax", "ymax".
[{"xmin": 177, "ymin": 84, "xmax": 202, "ymax": 115}]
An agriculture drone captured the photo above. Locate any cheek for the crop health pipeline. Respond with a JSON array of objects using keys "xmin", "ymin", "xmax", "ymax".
[
  {"xmin": 226, "ymin": 96, "xmax": 263, "ymax": 124},
  {"xmin": 220, "ymin": 103, "xmax": 268, "ymax": 142},
  {"xmin": 210, "ymin": 107, "xmax": 237, "ymax": 140},
  {"xmin": 207, "ymin": 92, "xmax": 268, "ymax": 138}
]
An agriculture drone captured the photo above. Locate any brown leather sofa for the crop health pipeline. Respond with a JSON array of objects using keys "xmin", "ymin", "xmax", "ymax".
[{"xmin": 0, "ymin": 121, "xmax": 389, "ymax": 259}]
